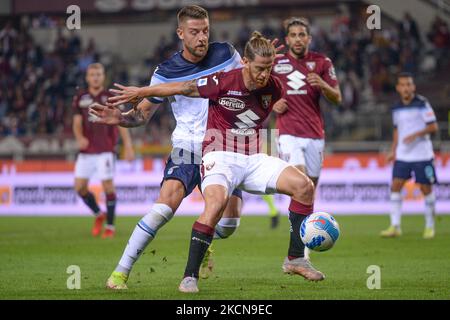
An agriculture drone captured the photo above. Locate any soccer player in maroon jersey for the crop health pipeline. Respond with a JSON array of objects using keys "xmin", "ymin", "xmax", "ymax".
[
  {"xmin": 91, "ymin": 32, "xmax": 324, "ymax": 292},
  {"xmin": 73, "ymin": 63, "xmax": 135, "ymax": 238},
  {"xmin": 272, "ymin": 17, "xmax": 342, "ymax": 260}
]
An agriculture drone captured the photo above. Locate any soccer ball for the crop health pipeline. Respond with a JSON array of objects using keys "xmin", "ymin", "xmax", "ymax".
[{"xmin": 300, "ymin": 212, "xmax": 340, "ymax": 252}]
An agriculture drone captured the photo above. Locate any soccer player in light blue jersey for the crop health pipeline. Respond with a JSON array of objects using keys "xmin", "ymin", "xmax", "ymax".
[
  {"xmin": 104, "ymin": 5, "xmax": 245, "ymax": 289},
  {"xmin": 381, "ymin": 72, "xmax": 439, "ymax": 239}
]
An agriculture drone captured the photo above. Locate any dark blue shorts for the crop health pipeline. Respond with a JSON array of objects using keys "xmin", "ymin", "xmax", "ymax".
[
  {"xmin": 162, "ymin": 149, "xmax": 243, "ymax": 198},
  {"xmin": 393, "ymin": 159, "xmax": 437, "ymax": 185}
]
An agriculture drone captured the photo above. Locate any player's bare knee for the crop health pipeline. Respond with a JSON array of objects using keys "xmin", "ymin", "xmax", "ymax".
[
  {"xmin": 157, "ymin": 183, "xmax": 185, "ymax": 211},
  {"xmin": 294, "ymin": 177, "xmax": 315, "ymax": 204},
  {"xmin": 75, "ymin": 185, "xmax": 88, "ymax": 196},
  {"xmin": 205, "ymin": 198, "xmax": 228, "ymax": 216},
  {"xmin": 102, "ymin": 182, "xmax": 115, "ymax": 194}
]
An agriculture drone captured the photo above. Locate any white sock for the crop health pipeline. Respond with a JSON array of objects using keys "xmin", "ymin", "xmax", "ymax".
[
  {"xmin": 214, "ymin": 218, "xmax": 240, "ymax": 239},
  {"xmin": 424, "ymin": 193, "xmax": 435, "ymax": 229},
  {"xmin": 115, "ymin": 203, "xmax": 173, "ymax": 275},
  {"xmin": 390, "ymin": 192, "xmax": 402, "ymax": 227}
]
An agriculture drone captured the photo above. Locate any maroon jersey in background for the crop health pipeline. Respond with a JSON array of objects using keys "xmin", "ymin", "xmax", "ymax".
[
  {"xmin": 72, "ymin": 89, "xmax": 119, "ymax": 154},
  {"xmin": 273, "ymin": 51, "xmax": 338, "ymax": 139},
  {"xmin": 196, "ymin": 69, "xmax": 283, "ymax": 155}
]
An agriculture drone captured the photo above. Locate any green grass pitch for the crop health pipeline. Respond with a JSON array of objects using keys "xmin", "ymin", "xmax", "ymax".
[{"xmin": 1, "ymin": 215, "xmax": 449, "ymax": 299}]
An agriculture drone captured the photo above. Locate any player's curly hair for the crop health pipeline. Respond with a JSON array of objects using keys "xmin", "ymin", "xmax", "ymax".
[{"xmin": 244, "ymin": 31, "xmax": 275, "ymax": 61}]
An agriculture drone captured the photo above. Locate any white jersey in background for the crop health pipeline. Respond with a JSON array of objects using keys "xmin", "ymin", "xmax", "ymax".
[{"xmin": 392, "ymin": 94, "xmax": 437, "ymax": 162}]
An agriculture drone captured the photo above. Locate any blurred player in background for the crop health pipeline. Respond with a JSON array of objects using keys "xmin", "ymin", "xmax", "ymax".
[
  {"xmin": 72, "ymin": 63, "xmax": 135, "ymax": 238},
  {"xmin": 260, "ymin": 115, "xmax": 280, "ymax": 229},
  {"xmin": 272, "ymin": 17, "xmax": 342, "ymax": 259},
  {"xmin": 97, "ymin": 5, "xmax": 245, "ymax": 289},
  {"xmin": 95, "ymin": 32, "xmax": 325, "ymax": 293},
  {"xmin": 381, "ymin": 73, "xmax": 438, "ymax": 239}
]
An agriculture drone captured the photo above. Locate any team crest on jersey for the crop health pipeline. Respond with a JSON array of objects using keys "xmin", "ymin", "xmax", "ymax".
[
  {"xmin": 306, "ymin": 61, "xmax": 316, "ymax": 71},
  {"xmin": 274, "ymin": 63, "xmax": 293, "ymax": 74},
  {"xmin": 79, "ymin": 95, "xmax": 94, "ymax": 108},
  {"xmin": 261, "ymin": 95, "xmax": 272, "ymax": 109}
]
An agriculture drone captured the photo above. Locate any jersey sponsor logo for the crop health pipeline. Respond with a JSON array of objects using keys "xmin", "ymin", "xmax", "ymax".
[
  {"xmin": 306, "ymin": 61, "xmax": 316, "ymax": 71},
  {"xmin": 230, "ymin": 128, "xmax": 256, "ymax": 136},
  {"xmin": 277, "ymin": 59, "xmax": 290, "ymax": 64},
  {"xmin": 227, "ymin": 90, "xmax": 244, "ymax": 96},
  {"xmin": 329, "ymin": 66, "xmax": 337, "ymax": 80},
  {"xmin": 79, "ymin": 95, "xmax": 94, "ymax": 108},
  {"xmin": 197, "ymin": 78, "xmax": 208, "ymax": 87},
  {"xmin": 274, "ymin": 63, "xmax": 293, "ymax": 74},
  {"xmin": 234, "ymin": 109, "xmax": 260, "ymax": 129},
  {"xmin": 286, "ymin": 70, "xmax": 307, "ymax": 95},
  {"xmin": 218, "ymin": 97, "xmax": 245, "ymax": 111},
  {"xmin": 261, "ymin": 95, "xmax": 272, "ymax": 109},
  {"xmin": 88, "ymin": 113, "xmax": 100, "ymax": 122}
]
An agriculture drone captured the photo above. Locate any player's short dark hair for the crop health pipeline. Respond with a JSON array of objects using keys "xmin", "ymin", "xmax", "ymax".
[
  {"xmin": 244, "ymin": 31, "xmax": 275, "ymax": 61},
  {"xmin": 284, "ymin": 17, "xmax": 310, "ymax": 35},
  {"xmin": 87, "ymin": 63, "xmax": 104, "ymax": 72},
  {"xmin": 397, "ymin": 72, "xmax": 414, "ymax": 80},
  {"xmin": 177, "ymin": 5, "xmax": 209, "ymax": 25}
]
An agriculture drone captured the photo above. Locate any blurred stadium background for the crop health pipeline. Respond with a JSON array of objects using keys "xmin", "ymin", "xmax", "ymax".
[{"xmin": 0, "ymin": 0, "xmax": 449, "ymax": 216}]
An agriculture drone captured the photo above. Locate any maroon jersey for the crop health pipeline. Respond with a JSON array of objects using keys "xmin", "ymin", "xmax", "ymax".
[
  {"xmin": 72, "ymin": 89, "xmax": 119, "ymax": 154},
  {"xmin": 197, "ymin": 68, "xmax": 283, "ymax": 155},
  {"xmin": 273, "ymin": 51, "xmax": 338, "ymax": 139}
]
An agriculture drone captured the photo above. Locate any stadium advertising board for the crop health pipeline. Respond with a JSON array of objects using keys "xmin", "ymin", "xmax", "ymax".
[{"xmin": 1, "ymin": 155, "xmax": 449, "ymax": 216}]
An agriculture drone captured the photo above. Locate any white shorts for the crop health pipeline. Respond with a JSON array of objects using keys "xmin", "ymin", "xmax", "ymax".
[
  {"xmin": 278, "ymin": 134, "xmax": 324, "ymax": 178},
  {"xmin": 201, "ymin": 151, "xmax": 290, "ymax": 196},
  {"xmin": 74, "ymin": 152, "xmax": 115, "ymax": 180}
]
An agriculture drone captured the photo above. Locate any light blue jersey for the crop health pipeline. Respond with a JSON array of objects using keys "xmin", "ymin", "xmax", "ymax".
[
  {"xmin": 147, "ymin": 42, "xmax": 242, "ymax": 155},
  {"xmin": 392, "ymin": 95, "xmax": 437, "ymax": 162}
]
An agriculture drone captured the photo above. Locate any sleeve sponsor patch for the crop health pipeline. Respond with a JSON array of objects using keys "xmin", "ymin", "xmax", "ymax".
[
  {"xmin": 329, "ymin": 66, "xmax": 337, "ymax": 80},
  {"xmin": 197, "ymin": 78, "xmax": 208, "ymax": 87}
]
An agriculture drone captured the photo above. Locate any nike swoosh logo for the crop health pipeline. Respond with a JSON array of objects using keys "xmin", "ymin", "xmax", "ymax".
[{"xmin": 310, "ymin": 219, "xmax": 326, "ymax": 225}]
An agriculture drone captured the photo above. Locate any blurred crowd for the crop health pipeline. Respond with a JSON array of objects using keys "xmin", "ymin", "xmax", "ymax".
[{"xmin": 0, "ymin": 8, "xmax": 449, "ymax": 145}]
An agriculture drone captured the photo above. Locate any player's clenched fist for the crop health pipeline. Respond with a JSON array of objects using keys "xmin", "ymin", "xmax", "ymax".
[
  {"xmin": 76, "ymin": 136, "xmax": 89, "ymax": 150},
  {"xmin": 272, "ymin": 98, "xmax": 288, "ymax": 114},
  {"xmin": 306, "ymin": 73, "xmax": 326, "ymax": 88},
  {"xmin": 88, "ymin": 103, "xmax": 122, "ymax": 125}
]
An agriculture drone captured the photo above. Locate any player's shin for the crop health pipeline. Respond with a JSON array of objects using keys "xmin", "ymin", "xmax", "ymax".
[
  {"xmin": 79, "ymin": 191, "xmax": 101, "ymax": 215},
  {"xmin": 115, "ymin": 203, "xmax": 173, "ymax": 275},
  {"xmin": 390, "ymin": 192, "xmax": 402, "ymax": 227},
  {"xmin": 424, "ymin": 192, "xmax": 436, "ymax": 229},
  {"xmin": 105, "ymin": 192, "xmax": 116, "ymax": 227},
  {"xmin": 184, "ymin": 221, "xmax": 215, "ymax": 279},
  {"xmin": 287, "ymin": 200, "xmax": 313, "ymax": 259}
]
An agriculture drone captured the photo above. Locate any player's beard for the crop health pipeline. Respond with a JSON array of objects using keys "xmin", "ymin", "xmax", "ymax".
[
  {"xmin": 187, "ymin": 43, "xmax": 208, "ymax": 58},
  {"xmin": 89, "ymin": 82, "xmax": 104, "ymax": 91},
  {"xmin": 290, "ymin": 45, "xmax": 307, "ymax": 59}
]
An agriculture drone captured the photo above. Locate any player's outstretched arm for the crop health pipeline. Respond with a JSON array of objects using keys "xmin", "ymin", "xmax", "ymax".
[
  {"xmin": 89, "ymin": 98, "xmax": 158, "ymax": 128},
  {"xmin": 108, "ymin": 80, "xmax": 200, "ymax": 107}
]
